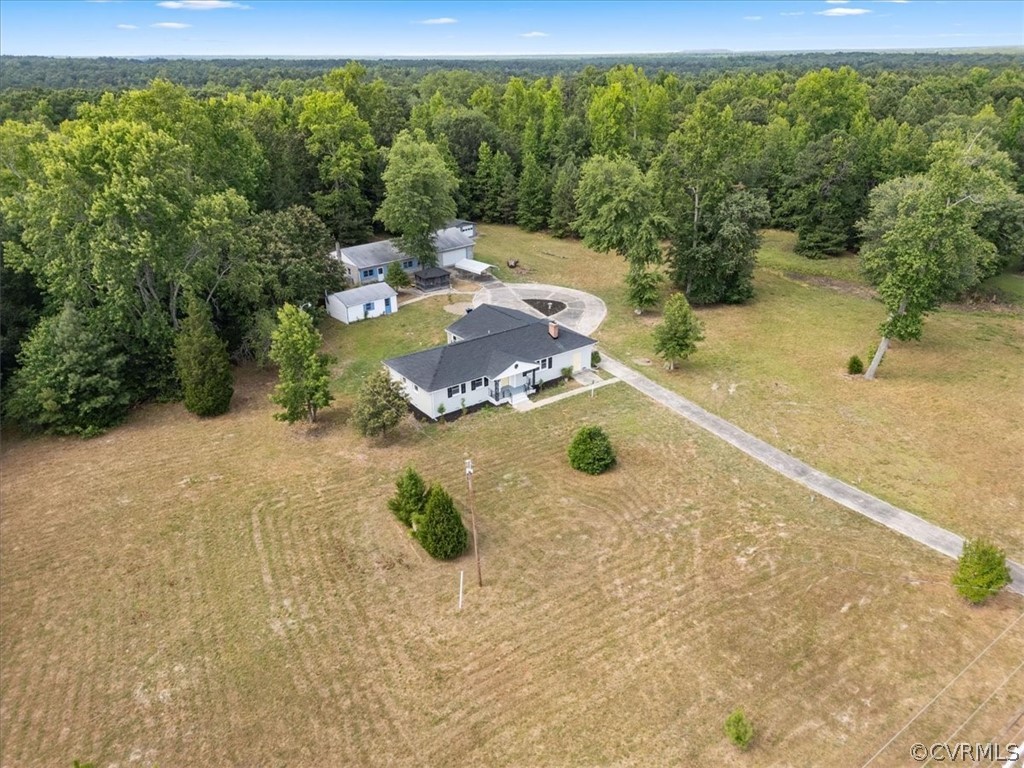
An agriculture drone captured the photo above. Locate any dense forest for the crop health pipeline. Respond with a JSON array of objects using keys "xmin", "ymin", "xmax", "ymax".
[{"xmin": 1, "ymin": 53, "xmax": 1022, "ymax": 433}]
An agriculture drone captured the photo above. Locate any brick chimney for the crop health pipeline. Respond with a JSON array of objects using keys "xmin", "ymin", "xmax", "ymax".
[{"xmin": 548, "ymin": 321, "xmax": 559, "ymax": 339}]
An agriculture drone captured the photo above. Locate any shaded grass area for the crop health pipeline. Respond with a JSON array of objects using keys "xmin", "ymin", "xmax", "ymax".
[
  {"xmin": 473, "ymin": 224, "xmax": 1024, "ymax": 560},
  {"xmin": 2, "ymin": 377, "xmax": 1021, "ymax": 767},
  {"xmin": 756, "ymin": 229, "xmax": 866, "ymax": 284}
]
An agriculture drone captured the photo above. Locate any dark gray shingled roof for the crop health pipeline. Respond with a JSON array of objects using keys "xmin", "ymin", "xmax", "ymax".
[
  {"xmin": 446, "ymin": 304, "xmax": 538, "ymax": 341},
  {"xmin": 385, "ymin": 306, "xmax": 595, "ymax": 391}
]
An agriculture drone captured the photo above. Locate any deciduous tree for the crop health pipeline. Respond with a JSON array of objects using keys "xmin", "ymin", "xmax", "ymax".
[
  {"xmin": 575, "ymin": 155, "xmax": 665, "ymax": 268},
  {"xmin": 268, "ymin": 303, "xmax": 333, "ymax": 423},
  {"xmin": 953, "ymin": 539, "xmax": 1011, "ymax": 605},
  {"xmin": 652, "ymin": 293, "xmax": 704, "ymax": 370},
  {"xmin": 859, "ymin": 134, "xmax": 1018, "ymax": 378},
  {"xmin": 375, "ymin": 129, "xmax": 458, "ymax": 266}
]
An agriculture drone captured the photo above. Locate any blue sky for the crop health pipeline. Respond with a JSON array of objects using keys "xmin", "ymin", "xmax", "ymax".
[{"xmin": 1, "ymin": 1, "xmax": 1021, "ymax": 57}]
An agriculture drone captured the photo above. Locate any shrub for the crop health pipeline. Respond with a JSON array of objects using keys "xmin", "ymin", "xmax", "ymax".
[
  {"xmin": 560, "ymin": 365, "xmax": 574, "ymax": 379},
  {"xmin": 847, "ymin": 355, "xmax": 864, "ymax": 375},
  {"xmin": 953, "ymin": 539, "xmax": 1011, "ymax": 604},
  {"xmin": 387, "ymin": 467, "xmax": 426, "ymax": 527},
  {"xmin": 591, "ymin": 350, "xmax": 601, "ymax": 367},
  {"xmin": 417, "ymin": 485, "xmax": 468, "ymax": 560},
  {"xmin": 567, "ymin": 425, "xmax": 616, "ymax": 475},
  {"xmin": 724, "ymin": 709, "xmax": 754, "ymax": 750}
]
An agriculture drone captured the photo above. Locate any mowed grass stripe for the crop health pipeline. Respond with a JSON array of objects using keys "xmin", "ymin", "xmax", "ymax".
[{"xmin": 3, "ymin": 375, "xmax": 1022, "ymax": 765}]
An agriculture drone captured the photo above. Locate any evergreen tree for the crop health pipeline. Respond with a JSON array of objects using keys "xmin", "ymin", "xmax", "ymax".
[
  {"xmin": 653, "ymin": 293, "xmax": 705, "ymax": 370},
  {"xmin": 174, "ymin": 295, "xmax": 233, "ymax": 417},
  {"xmin": 352, "ymin": 367, "xmax": 408, "ymax": 437},
  {"xmin": 8, "ymin": 303, "xmax": 131, "ymax": 436},
  {"xmin": 417, "ymin": 485, "xmax": 468, "ymax": 560},
  {"xmin": 268, "ymin": 303, "xmax": 334, "ymax": 424},
  {"xmin": 384, "ymin": 260, "xmax": 411, "ymax": 289},
  {"xmin": 387, "ymin": 467, "xmax": 427, "ymax": 528},
  {"xmin": 485, "ymin": 149, "xmax": 518, "ymax": 224},
  {"xmin": 471, "ymin": 141, "xmax": 494, "ymax": 221},
  {"xmin": 516, "ymin": 151, "xmax": 549, "ymax": 231},
  {"xmin": 548, "ymin": 157, "xmax": 580, "ymax": 238}
]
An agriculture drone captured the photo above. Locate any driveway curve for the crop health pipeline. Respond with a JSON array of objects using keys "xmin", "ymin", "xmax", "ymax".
[{"xmin": 473, "ymin": 281, "xmax": 607, "ymax": 336}]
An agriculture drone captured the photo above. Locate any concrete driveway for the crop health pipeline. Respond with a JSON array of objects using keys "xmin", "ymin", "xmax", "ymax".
[{"xmin": 473, "ymin": 281, "xmax": 607, "ymax": 336}]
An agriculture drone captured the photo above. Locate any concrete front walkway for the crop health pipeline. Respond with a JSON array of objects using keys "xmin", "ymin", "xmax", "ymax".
[
  {"xmin": 512, "ymin": 377, "xmax": 621, "ymax": 413},
  {"xmin": 600, "ymin": 356, "xmax": 1024, "ymax": 595},
  {"xmin": 473, "ymin": 281, "xmax": 607, "ymax": 336}
]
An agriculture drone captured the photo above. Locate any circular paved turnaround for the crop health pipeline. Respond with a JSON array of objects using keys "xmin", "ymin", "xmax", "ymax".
[{"xmin": 472, "ymin": 281, "xmax": 607, "ymax": 336}]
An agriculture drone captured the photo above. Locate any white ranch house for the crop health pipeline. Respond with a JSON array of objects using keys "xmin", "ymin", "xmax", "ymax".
[
  {"xmin": 325, "ymin": 283, "xmax": 398, "ymax": 324},
  {"xmin": 331, "ymin": 226, "xmax": 490, "ymax": 286},
  {"xmin": 384, "ymin": 305, "xmax": 596, "ymax": 419}
]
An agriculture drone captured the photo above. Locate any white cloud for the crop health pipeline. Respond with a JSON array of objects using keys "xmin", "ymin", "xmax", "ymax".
[
  {"xmin": 151, "ymin": 21, "xmax": 192, "ymax": 28},
  {"xmin": 520, "ymin": 31, "xmax": 549, "ymax": 37},
  {"xmin": 116, "ymin": 23, "xmax": 138, "ymax": 29},
  {"xmin": 743, "ymin": 15, "xmax": 762, "ymax": 21},
  {"xmin": 780, "ymin": 10, "xmax": 805, "ymax": 15},
  {"xmin": 417, "ymin": 17, "xmax": 458, "ymax": 25},
  {"xmin": 157, "ymin": 0, "xmax": 250, "ymax": 9},
  {"xmin": 816, "ymin": 7, "xmax": 872, "ymax": 15}
]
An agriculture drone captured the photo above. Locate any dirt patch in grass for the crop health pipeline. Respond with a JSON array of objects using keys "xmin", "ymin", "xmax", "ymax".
[
  {"xmin": 783, "ymin": 272, "xmax": 879, "ymax": 300},
  {"xmin": 2, "ymin": 382, "xmax": 1021, "ymax": 767},
  {"xmin": 444, "ymin": 301, "xmax": 473, "ymax": 316}
]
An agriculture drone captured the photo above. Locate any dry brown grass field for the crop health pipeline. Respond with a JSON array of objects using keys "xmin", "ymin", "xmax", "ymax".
[
  {"xmin": 2, "ymin": 360, "xmax": 1022, "ymax": 767},
  {"xmin": 474, "ymin": 226, "xmax": 1024, "ymax": 560},
  {"xmin": 2, "ymin": 229, "xmax": 1022, "ymax": 766}
]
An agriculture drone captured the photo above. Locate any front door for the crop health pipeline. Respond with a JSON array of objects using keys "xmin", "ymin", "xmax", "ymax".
[{"xmin": 384, "ymin": 297, "xmax": 392, "ymax": 315}]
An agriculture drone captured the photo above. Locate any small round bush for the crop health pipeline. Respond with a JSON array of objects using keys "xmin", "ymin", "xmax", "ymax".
[
  {"xmin": 567, "ymin": 425, "xmax": 616, "ymax": 475},
  {"xmin": 953, "ymin": 539, "xmax": 1011, "ymax": 604},
  {"xmin": 847, "ymin": 355, "xmax": 864, "ymax": 375},
  {"xmin": 724, "ymin": 709, "xmax": 754, "ymax": 750},
  {"xmin": 591, "ymin": 350, "xmax": 601, "ymax": 367}
]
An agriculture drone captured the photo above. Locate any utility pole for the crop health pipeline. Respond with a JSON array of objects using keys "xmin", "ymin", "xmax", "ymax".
[{"xmin": 465, "ymin": 458, "xmax": 483, "ymax": 588}]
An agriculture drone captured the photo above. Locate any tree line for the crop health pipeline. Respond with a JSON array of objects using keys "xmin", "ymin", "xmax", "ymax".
[{"xmin": 1, "ymin": 57, "xmax": 1022, "ymax": 434}]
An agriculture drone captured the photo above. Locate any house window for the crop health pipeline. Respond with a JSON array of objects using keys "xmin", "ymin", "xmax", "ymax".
[
  {"xmin": 538, "ymin": 357, "xmax": 553, "ymax": 370},
  {"xmin": 447, "ymin": 385, "xmax": 460, "ymax": 398},
  {"xmin": 361, "ymin": 269, "xmax": 375, "ymax": 279},
  {"xmin": 471, "ymin": 378, "xmax": 483, "ymax": 390},
  {"xmin": 363, "ymin": 302, "xmax": 374, "ymax": 313},
  {"xmin": 402, "ymin": 260, "xmax": 414, "ymax": 269}
]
